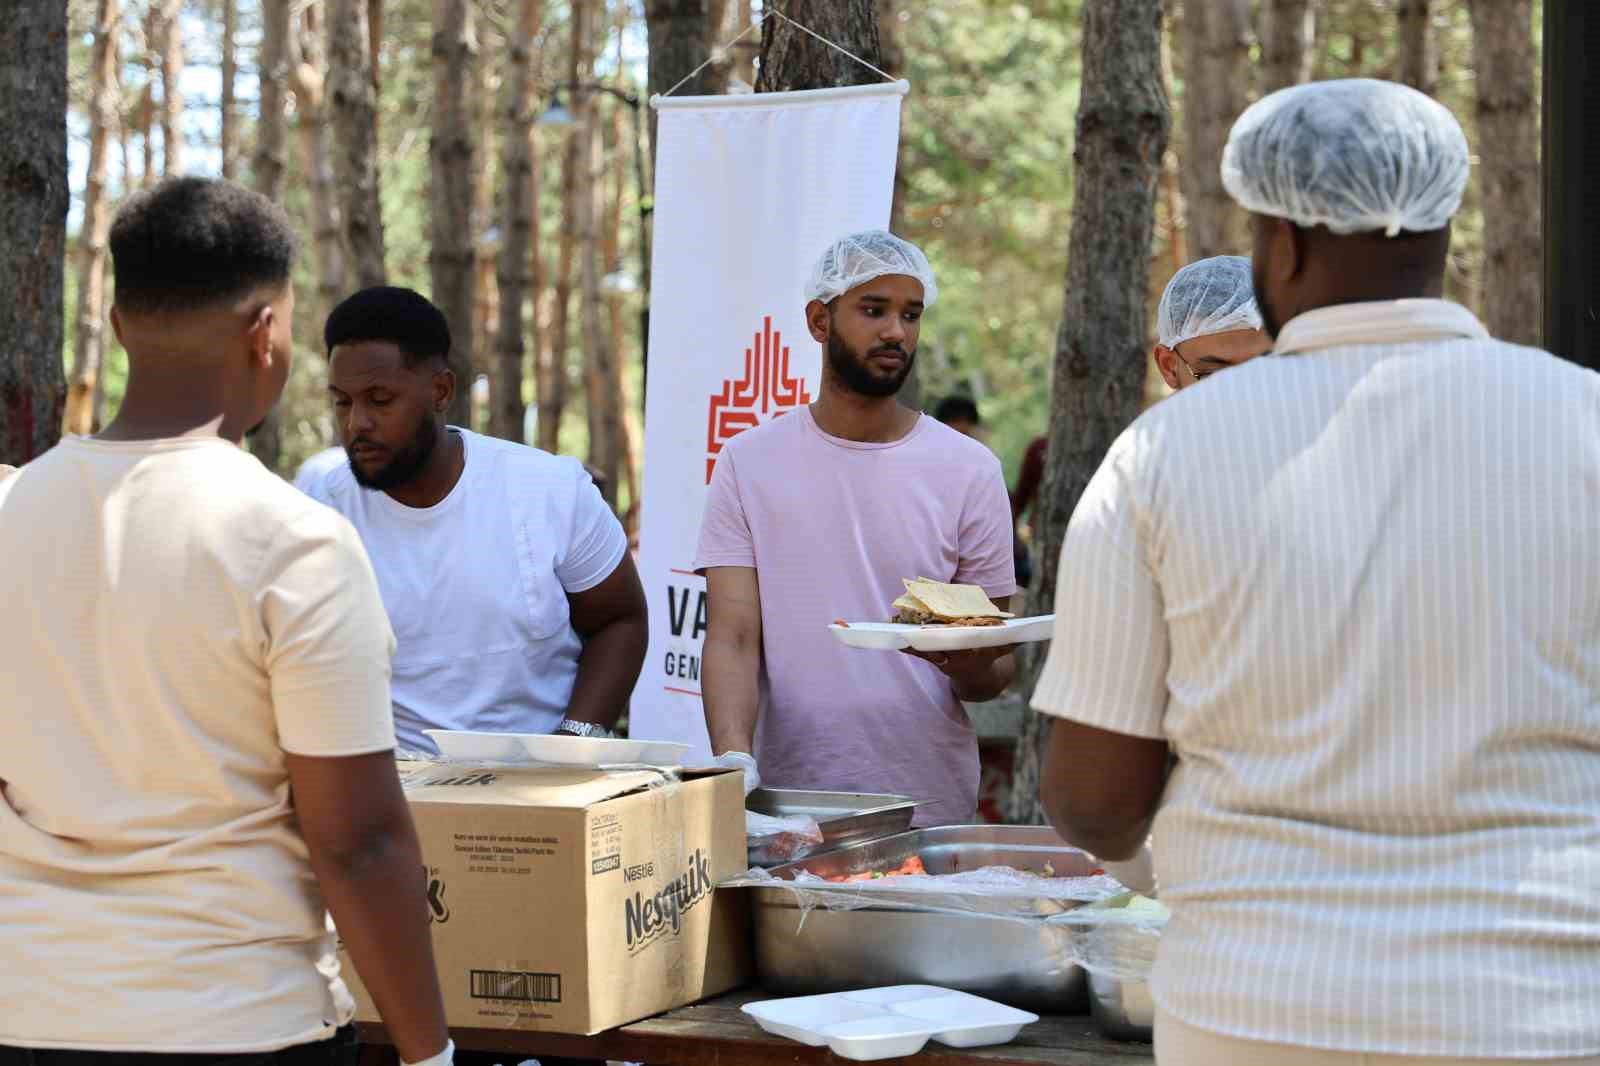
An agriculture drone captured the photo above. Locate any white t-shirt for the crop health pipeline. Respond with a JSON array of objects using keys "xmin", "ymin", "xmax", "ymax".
[
  {"xmin": 0, "ymin": 436, "xmax": 397, "ymax": 1052},
  {"xmin": 304, "ymin": 429, "xmax": 629, "ymax": 751},
  {"xmin": 1034, "ymin": 300, "xmax": 1600, "ymax": 1058},
  {"xmin": 293, "ymin": 444, "xmax": 348, "ymax": 493}
]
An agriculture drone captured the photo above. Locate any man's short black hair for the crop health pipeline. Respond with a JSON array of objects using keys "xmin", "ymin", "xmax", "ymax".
[
  {"xmin": 109, "ymin": 177, "xmax": 296, "ymax": 313},
  {"xmin": 935, "ymin": 395, "xmax": 981, "ymax": 426},
  {"xmin": 324, "ymin": 286, "xmax": 452, "ymax": 367}
]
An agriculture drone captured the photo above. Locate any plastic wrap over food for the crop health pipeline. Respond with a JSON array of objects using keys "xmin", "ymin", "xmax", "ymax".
[
  {"xmin": 724, "ymin": 863, "xmax": 1126, "ymax": 923},
  {"xmin": 745, "ymin": 811, "xmax": 825, "ymax": 864},
  {"xmin": 1047, "ymin": 892, "xmax": 1169, "ymax": 981}
]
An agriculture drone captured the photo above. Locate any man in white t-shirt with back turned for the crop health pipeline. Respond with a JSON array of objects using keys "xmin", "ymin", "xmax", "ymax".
[
  {"xmin": 0, "ymin": 178, "xmax": 452, "ymax": 1066},
  {"xmin": 301, "ymin": 286, "xmax": 648, "ymax": 753}
]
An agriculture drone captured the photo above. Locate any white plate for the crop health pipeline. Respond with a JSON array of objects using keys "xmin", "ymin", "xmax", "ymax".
[
  {"xmin": 742, "ymin": 986, "xmax": 1038, "ymax": 1061},
  {"xmin": 424, "ymin": 730, "xmax": 689, "ymax": 769},
  {"xmin": 828, "ymin": 615, "xmax": 1056, "ymax": 652}
]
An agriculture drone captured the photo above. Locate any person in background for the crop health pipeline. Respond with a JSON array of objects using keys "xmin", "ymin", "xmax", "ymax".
[
  {"xmin": 696, "ymin": 232, "xmax": 1016, "ymax": 825},
  {"xmin": 0, "ymin": 178, "xmax": 451, "ymax": 1066},
  {"xmin": 1035, "ymin": 79, "xmax": 1600, "ymax": 1064},
  {"xmin": 300, "ymin": 286, "xmax": 648, "ymax": 754},
  {"xmin": 1009, "ymin": 434, "xmax": 1047, "ymax": 541},
  {"xmin": 933, "ymin": 394, "xmax": 984, "ymax": 439},
  {"xmin": 936, "ymin": 394, "xmax": 1032, "ymax": 590},
  {"xmin": 1151, "ymin": 255, "xmax": 1271, "ymax": 390}
]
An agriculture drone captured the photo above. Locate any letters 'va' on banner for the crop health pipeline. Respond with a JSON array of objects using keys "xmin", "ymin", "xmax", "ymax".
[{"xmin": 629, "ymin": 82, "xmax": 909, "ymax": 756}]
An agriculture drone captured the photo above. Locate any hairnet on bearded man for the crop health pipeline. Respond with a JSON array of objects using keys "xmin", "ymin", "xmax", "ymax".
[{"xmin": 805, "ymin": 230, "xmax": 939, "ymax": 307}]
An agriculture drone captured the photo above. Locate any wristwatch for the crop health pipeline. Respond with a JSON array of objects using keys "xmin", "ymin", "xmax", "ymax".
[{"xmin": 555, "ymin": 719, "xmax": 617, "ymax": 740}]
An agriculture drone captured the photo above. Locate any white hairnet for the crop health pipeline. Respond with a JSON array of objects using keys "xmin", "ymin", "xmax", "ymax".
[
  {"xmin": 805, "ymin": 230, "xmax": 938, "ymax": 308},
  {"xmin": 1155, "ymin": 256, "xmax": 1262, "ymax": 350},
  {"xmin": 1221, "ymin": 78, "xmax": 1470, "ymax": 237}
]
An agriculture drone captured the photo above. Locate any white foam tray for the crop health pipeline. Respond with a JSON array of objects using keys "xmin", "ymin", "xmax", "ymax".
[
  {"xmin": 828, "ymin": 615, "xmax": 1056, "ymax": 652},
  {"xmin": 742, "ymin": 986, "xmax": 1038, "ymax": 1061},
  {"xmin": 423, "ymin": 729, "xmax": 689, "ymax": 769}
]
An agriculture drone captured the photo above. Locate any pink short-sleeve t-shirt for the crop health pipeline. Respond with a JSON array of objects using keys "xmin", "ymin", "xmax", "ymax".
[{"xmin": 694, "ymin": 407, "xmax": 1016, "ymax": 826}]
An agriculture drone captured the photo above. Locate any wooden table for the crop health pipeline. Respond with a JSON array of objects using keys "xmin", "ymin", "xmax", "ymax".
[{"xmin": 357, "ymin": 991, "xmax": 1154, "ymax": 1066}]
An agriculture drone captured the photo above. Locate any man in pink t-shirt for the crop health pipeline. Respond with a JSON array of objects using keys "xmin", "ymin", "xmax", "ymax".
[{"xmin": 693, "ymin": 232, "xmax": 1016, "ymax": 827}]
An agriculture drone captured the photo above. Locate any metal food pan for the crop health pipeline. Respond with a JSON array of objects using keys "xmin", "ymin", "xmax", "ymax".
[
  {"xmin": 746, "ymin": 788, "xmax": 919, "ymax": 867},
  {"xmin": 1089, "ymin": 971, "xmax": 1156, "ymax": 1042},
  {"xmin": 742, "ymin": 825, "xmax": 1098, "ymax": 1012}
]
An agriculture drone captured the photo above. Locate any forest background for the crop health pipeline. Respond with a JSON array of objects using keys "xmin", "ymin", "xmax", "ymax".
[{"xmin": 50, "ymin": 0, "xmax": 1541, "ymax": 524}]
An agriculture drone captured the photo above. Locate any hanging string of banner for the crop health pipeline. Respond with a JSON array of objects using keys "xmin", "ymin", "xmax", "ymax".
[{"xmin": 653, "ymin": 5, "xmax": 900, "ymax": 106}]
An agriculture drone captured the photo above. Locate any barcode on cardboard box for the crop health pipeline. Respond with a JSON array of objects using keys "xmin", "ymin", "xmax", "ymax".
[{"xmin": 469, "ymin": 969, "xmax": 561, "ymax": 1003}]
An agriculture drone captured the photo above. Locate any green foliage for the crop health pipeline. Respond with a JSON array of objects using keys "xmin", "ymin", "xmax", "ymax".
[
  {"xmin": 60, "ymin": 0, "xmax": 1541, "ymax": 490},
  {"xmin": 894, "ymin": 0, "xmax": 1083, "ymax": 483}
]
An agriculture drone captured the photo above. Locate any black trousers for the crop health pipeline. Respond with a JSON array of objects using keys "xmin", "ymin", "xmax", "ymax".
[{"xmin": 0, "ymin": 1028, "xmax": 360, "ymax": 1066}]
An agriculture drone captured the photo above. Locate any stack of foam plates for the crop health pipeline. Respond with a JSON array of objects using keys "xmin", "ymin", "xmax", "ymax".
[{"xmin": 742, "ymin": 986, "xmax": 1038, "ymax": 1061}]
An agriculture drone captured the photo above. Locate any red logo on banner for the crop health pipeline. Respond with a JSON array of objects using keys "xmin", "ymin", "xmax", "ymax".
[{"xmin": 705, "ymin": 316, "xmax": 813, "ymax": 483}]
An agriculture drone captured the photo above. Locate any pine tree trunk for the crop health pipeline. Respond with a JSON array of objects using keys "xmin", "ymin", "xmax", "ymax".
[
  {"xmin": 1468, "ymin": 0, "xmax": 1539, "ymax": 346},
  {"xmin": 1147, "ymin": 25, "xmax": 1184, "ymax": 413},
  {"xmin": 1396, "ymin": 0, "xmax": 1437, "ymax": 96},
  {"xmin": 755, "ymin": 0, "xmax": 883, "ymax": 93},
  {"xmin": 221, "ymin": 0, "xmax": 238, "ymax": 180},
  {"xmin": 431, "ymin": 0, "xmax": 480, "ymax": 429},
  {"xmin": 540, "ymin": 2, "xmax": 585, "ymax": 456},
  {"xmin": 140, "ymin": 7, "xmax": 158, "ymax": 187},
  {"xmin": 157, "ymin": 0, "xmax": 184, "ymax": 175},
  {"xmin": 329, "ymin": 0, "xmax": 387, "ymax": 287},
  {"xmin": 600, "ymin": 101, "xmax": 634, "ymax": 512},
  {"xmin": 1179, "ymin": 0, "xmax": 1250, "ymax": 259},
  {"xmin": 291, "ymin": 6, "xmax": 347, "ymax": 333},
  {"xmin": 474, "ymin": 20, "xmax": 499, "ymax": 408},
  {"xmin": 735, "ymin": 0, "xmax": 756, "ymax": 85},
  {"xmin": 0, "ymin": 1, "xmax": 69, "ymax": 466},
  {"xmin": 250, "ymin": 0, "xmax": 294, "ymax": 474},
  {"xmin": 256, "ymin": 0, "xmax": 291, "ymax": 202},
  {"xmin": 575, "ymin": 1, "xmax": 614, "ymax": 500},
  {"xmin": 1006, "ymin": 0, "xmax": 1169, "ymax": 826},
  {"xmin": 644, "ymin": 0, "xmax": 720, "ymax": 166},
  {"xmin": 493, "ymin": 0, "xmax": 542, "ymax": 444},
  {"xmin": 1260, "ymin": 0, "xmax": 1316, "ymax": 93},
  {"xmin": 68, "ymin": 0, "xmax": 120, "ymax": 438}
]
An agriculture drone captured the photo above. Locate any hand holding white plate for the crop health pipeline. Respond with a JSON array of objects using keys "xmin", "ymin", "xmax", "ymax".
[{"xmin": 828, "ymin": 615, "xmax": 1055, "ymax": 653}]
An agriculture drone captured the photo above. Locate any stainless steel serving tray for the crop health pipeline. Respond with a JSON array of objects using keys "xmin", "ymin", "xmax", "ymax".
[
  {"xmin": 739, "ymin": 825, "xmax": 1099, "ymax": 1012},
  {"xmin": 745, "ymin": 788, "xmax": 920, "ymax": 867}
]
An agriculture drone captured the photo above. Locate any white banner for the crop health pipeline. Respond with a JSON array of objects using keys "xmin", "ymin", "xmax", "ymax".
[{"xmin": 631, "ymin": 82, "xmax": 908, "ymax": 756}]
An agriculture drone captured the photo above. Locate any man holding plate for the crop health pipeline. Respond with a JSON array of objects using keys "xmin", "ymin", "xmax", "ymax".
[{"xmin": 695, "ymin": 231, "xmax": 1017, "ymax": 827}]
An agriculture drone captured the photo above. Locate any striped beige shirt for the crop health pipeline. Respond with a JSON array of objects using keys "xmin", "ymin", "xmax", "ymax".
[{"xmin": 1034, "ymin": 299, "xmax": 1600, "ymax": 1058}]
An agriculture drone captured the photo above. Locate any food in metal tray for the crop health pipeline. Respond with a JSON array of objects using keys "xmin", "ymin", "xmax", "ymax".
[{"xmin": 823, "ymin": 853, "xmax": 1104, "ymax": 884}]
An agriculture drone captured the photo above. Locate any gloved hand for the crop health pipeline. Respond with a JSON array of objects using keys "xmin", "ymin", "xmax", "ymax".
[
  {"xmin": 1102, "ymin": 841, "xmax": 1157, "ymax": 896},
  {"xmin": 401, "ymin": 1039, "xmax": 455, "ymax": 1066},
  {"xmin": 714, "ymin": 751, "xmax": 761, "ymax": 796}
]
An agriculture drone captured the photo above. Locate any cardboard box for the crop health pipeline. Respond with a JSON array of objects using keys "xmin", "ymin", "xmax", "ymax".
[{"xmin": 342, "ymin": 763, "xmax": 750, "ymax": 1035}]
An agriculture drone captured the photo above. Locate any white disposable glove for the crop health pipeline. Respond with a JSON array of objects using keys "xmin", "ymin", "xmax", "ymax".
[
  {"xmin": 714, "ymin": 751, "xmax": 761, "ymax": 796},
  {"xmin": 1102, "ymin": 842, "xmax": 1157, "ymax": 896},
  {"xmin": 401, "ymin": 1039, "xmax": 455, "ymax": 1066}
]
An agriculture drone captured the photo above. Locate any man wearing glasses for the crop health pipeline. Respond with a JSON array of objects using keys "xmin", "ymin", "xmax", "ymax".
[{"xmin": 1152, "ymin": 255, "xmax": 1270, "ymax": 389}]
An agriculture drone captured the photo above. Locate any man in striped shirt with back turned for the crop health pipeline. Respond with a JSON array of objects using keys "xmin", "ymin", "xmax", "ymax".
[{"xmin": 1034, "ymin": 79, "xmax": 1600, "ymax": 1064}]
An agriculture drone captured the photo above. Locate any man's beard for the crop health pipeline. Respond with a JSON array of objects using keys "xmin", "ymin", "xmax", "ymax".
[
  {"xmin": 827, "ymin": 327, "xmax": 915, "ymax": 398},
  {"xmin": 348, "ymin": 411, "xmax": 441, "ymax": 491}
]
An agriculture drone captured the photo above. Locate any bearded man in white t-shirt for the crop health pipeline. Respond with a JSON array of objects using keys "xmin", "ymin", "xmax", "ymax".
[{"xmin": 302, "ymin": 286, "xmax": 648, "ymax": 753}]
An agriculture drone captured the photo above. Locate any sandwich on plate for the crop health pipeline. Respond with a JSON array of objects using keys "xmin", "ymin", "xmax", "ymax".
[{"xmin": 890, "ymin": 578, "xmax": 1015, "ymax": 628}]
